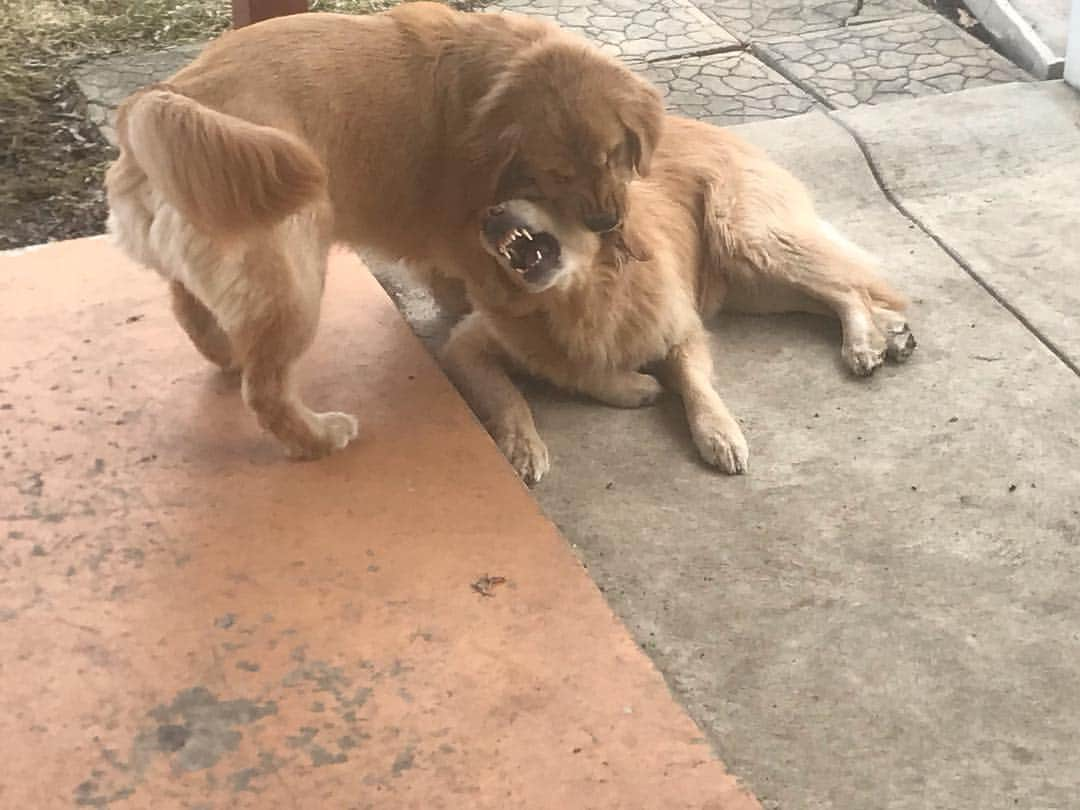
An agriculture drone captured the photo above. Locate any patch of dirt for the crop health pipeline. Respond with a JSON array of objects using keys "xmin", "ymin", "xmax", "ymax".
[{"xmin": 1, "ymin": 74, "xmax": 115, "ymax": 250}]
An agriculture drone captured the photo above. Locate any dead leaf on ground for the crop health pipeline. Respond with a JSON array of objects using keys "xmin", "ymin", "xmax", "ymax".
[{"xmin": 471, "ymin": 575, "xmax": 507, "ymax": 598}]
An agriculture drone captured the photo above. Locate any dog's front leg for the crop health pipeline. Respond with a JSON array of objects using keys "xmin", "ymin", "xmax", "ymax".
[
  {"xmin": 665, "ymin": 329, "xmax": 749, "ymax": 475},
  {"xmin": 440, "ymin": 314, "xmax": 550, "ymax": 486}
]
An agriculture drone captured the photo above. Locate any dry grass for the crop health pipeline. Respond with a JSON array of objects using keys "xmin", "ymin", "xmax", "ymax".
[{"xmin": 0, "ymin": 0, "xmax": 418, "ymax": 249}]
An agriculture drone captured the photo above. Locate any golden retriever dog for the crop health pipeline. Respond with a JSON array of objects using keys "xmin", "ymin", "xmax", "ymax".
[
  {"xmin": 439, "ymin": 116, "xmax": 917, "ymax": 484},
  {"xmin": 105, "ymin": 3, "xmax": 662, "ymax": 458}
]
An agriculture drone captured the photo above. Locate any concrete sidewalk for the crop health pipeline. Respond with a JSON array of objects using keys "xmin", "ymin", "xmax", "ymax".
[{"xmin": 517, "ymin": 80, "xmax": 1080, "ymax": 810}]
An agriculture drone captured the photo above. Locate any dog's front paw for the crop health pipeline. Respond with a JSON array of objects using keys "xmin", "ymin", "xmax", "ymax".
[
  {"xmin": 496, "ymin": 426, "xmax": 550, "ymax": 486},
  {"xmin": 691, "ymin": 414, "xmax": 749, "ymax": 475}
]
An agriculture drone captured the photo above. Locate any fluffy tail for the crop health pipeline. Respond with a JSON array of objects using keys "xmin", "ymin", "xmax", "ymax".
[{"xmin": 115, "ymin": 87, "xmax": 327, "ymax": 235}]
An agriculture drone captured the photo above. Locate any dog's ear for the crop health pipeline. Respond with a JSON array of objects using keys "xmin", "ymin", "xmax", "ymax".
[
  {"xmin": 618, "ymin": 84, "xmax": 664, "ymax": 177},
  {"xmin": 461, "ymin": 120, "xmax": 524, "ymax": 211},
  {"xmin": 488, "ymin": 123, "xmax": 523, "ymax": 199},
  {"xmin": 611, "ymin": 224, "xmax": 651, "ymax": 267}
]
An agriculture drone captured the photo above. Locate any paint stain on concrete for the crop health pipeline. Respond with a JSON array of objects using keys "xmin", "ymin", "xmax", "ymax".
[
  {"xmin": 228, "ymin": 751, "xmax": 284, "ymax": 793},
  {"xmin": 145, "ymin": 687, "xmax": 278, "ymax": 774},
  {"xmin": 285, "ymin": 727, "xmax": 319, "ymax": 749},
  {"xmin": 391, "ymin": 745, "xmax": 417, "ymax": 777},
  {"xmin": 74, "ymin": 686, "xmax": 277, "ymax": 805},
  {"xmin": 309, "ymin": 744, "xmax": 348, "ymax": 767}
]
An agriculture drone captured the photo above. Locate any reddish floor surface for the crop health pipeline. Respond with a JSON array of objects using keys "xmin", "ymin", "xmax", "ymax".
[{"xmin": 0, "ymin": 238, "xmax": 760, "ymax": 809}]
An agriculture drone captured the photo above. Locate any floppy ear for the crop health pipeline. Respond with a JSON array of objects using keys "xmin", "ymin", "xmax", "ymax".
[
  {"xmin": 611, "ymin": 224, "xmax": 651, "ymax": 267},
  {"xmin": 462, "ymin": 114, "xmax": 523, "ymax": 208},
  {"xmin": 619, "ymin": 83, "xmax": 664, "ymax": 177},
  {"xmin": 487, "ymin": 123, "xmax": 523, "ymax": 200}
]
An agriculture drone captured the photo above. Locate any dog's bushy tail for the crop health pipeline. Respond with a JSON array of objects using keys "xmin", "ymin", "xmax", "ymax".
[{"xmin": 116, "ymin": 87, "xmax": 327, "ymax": 235}]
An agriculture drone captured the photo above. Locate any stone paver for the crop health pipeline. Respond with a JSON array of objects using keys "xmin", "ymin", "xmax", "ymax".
[
  {"xmin": 72, "ymin": 43, "xmax": 206, "ymax": 144},
  {"xmin": 640, "ymin": 51, "xmax": 816, "ymax": 124},
  {"xmin": 496, "ymin": 0, "xmax": 738, "ymax": 61},
  {"xmin": 694, "ymin": 0, "xmax": 922, "ymax": 41},
  {"xmin": 757, "ymin": 13, "xmax": 1030, "ymax": 108}
]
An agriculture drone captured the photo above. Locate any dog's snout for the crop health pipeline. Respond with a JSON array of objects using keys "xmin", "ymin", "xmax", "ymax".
[
  {"xmin": 584, "ymin": 211, "xmax": 620, "ymax": 233},
  {"xmin": 487, "ymin": 204, "xmax": 506, "ymax": 218}
]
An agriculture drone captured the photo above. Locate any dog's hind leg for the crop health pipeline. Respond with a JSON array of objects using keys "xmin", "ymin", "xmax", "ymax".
[
  {"xmin": 575, "ymin": 370, "xmax": 664, "ymax": 409},
  {"xmin": 665, "ymin": 328, "xmax": 749, "ymax": 475},
  {"xmin": 440, "ymin": 313, "xmax": 549, "ymax": 485},
  {"xmin": 170, "ymin": 281, "xmax": 236, "ymax": 372},
  {"xmin": 194, "ymin": 235, "xmax": 358, "ymax": 460},
  {"xmin": 734, "ymin": 221, "xmax": 915, "ymax": 377},
  {"xmin": 816, "ymin": 221, "xmax": 916, "ymax": 365}
]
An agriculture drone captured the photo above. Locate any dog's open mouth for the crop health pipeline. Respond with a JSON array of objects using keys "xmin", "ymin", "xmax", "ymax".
[
  {"xmin": 482, "ymin": 205, "xmax": 563, "ymax": 287},
  {"xmin": 495, "ymin": 227, "xmax": 560, "ymax": 276}
]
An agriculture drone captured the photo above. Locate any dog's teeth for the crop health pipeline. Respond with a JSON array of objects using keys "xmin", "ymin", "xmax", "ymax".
[
  {"xmin": 499, "ymin": 247, "xmax": 511, "ymax": 260},
  {"xmin": 522, "ymin": 228, "xmax": 533, "ymax": 240}
]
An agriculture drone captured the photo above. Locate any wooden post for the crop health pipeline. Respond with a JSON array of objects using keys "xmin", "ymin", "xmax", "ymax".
[
  {"xmin": 232, "ymin": 0, "xmax": 308, "ymax": 28},
  {"xmin": 1067, "ymin": 0, "xmax": 1080, "ymax": 89}
]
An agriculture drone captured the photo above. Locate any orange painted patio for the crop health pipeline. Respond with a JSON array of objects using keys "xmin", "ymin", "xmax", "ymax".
[{"xmin": 0, "ymin": 239, "xmax": 759, "ymax": 809}]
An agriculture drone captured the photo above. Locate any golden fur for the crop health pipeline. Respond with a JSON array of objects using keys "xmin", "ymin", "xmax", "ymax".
[
  {"xmin": 440, "ymin": 116, "xmax": 916, "ymax": 483},
  {"xmin": 105, "ymin": 4, "xmax": 663, "ymax": 458}
]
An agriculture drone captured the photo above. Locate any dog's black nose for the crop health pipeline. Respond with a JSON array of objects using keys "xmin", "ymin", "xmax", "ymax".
[
  {"xmin": 584, "ymin": 212, "xmax": 620, "ymax": 233},
  {"xmin": 487, "ymin": 204, "xmax": 506, "ymax": 218}
]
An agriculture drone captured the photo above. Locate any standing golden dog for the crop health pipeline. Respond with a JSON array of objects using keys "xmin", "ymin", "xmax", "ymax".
[
  {"xmin": 440, "ymin": 116, "xmax": 917, "ymax": 484},
  {"xmin": 105, "ymin": 3, "xmax": 662, "ymax": 458}
]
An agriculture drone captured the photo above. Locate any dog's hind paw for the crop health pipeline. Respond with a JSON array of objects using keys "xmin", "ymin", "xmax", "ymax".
[
  {"xmin": 586, "ymin": 372, "xmax": 663, "ymax": 409},
  {"xmin": 842, "ymin": 342, "xmax": 886, "ymax": 377},
  {"xmin": 885, "ymin": 324, "xmax": 917, "ymax": 363},
  {"xmin": 496, "ymin": 426, "xmax": 550, "ymax": 486},
  {"xmin": 284, "ymin": 411, "xmax": 360, "ymax": 460},
  {"xmin": 318, "ymin": 411, "xmax": 360, "ymax": 450}
]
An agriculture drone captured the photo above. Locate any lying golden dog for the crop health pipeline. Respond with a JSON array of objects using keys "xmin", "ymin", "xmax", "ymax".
[
  {"xmin": 105, "ymin": 3, "xmax": 662, "ymax": 458},
  {"xmin": 440, "ymin": 116, "xmax": 917, "ymax": 484}
]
